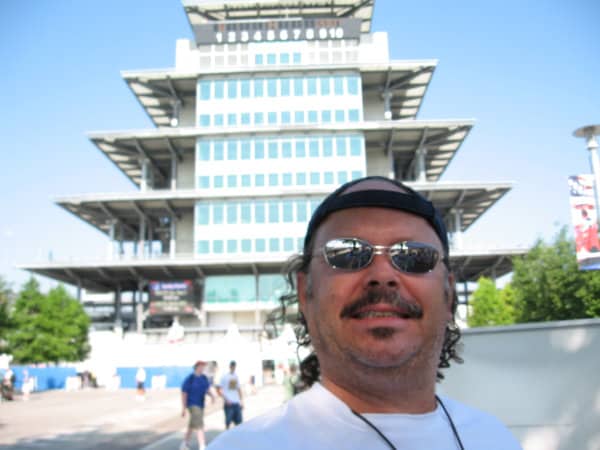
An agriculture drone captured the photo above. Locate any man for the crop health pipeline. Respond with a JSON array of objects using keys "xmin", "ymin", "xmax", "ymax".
[
  {"xmin": 207, "ymin": 176, "xmax": 522, "ymax": 449},
  {"xmin": 181, "ymin": 360, "xmax": 215, "ymax": 450},
  {"xmin": 217, "ymin": 360, "xmax": 243, "ymax": 429}
]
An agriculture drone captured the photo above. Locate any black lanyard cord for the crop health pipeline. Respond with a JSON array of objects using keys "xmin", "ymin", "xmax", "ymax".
[{"xmin": 351, "ymin": 396, "xmax": 465, "ymax": 450}]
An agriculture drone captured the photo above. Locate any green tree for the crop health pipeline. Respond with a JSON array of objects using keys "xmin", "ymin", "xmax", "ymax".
[
  {"xmin": 7, "ymin": 278, "xmax": 90, "ymax": 364},
  {"xmin": 511, "ymin": 227, "xmax": 600, "ymax": 323},
  {"xmin": 468, "ymin": 277, "xmax": 516, "ymax": 327},
  {"xmin": 0, "ymin": 276, "xmax": 14, "ymax": 353}
]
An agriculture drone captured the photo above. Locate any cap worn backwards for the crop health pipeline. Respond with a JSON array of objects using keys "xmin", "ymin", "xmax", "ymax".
[{"xmin": 303, "ymin": 176, "xmax": 449, "ymax": 255}]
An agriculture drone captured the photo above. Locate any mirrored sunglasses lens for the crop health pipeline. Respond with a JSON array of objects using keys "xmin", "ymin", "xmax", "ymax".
[
  {"xmin": 324, "ymin": 238, "xmax": 372, "ymax": 270},
  {"xmin": 390, "ymin": 242, "xmax": 439, "ymax": 273}
]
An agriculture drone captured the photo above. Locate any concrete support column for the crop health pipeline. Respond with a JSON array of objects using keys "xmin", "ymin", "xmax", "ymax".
[
  {"xmin": 170, "ymin": 218, "xmax": 176, "ymax": 258},
  {"xmin": 108, "ymin": 221, "xmax": 116, "ymax": 260},
  {"xmin": 382, "ymin": 89, "xmax": 393, "ymax": 120},
  {"xmin": 138, "ymin": 217, "xmax": 146, "ymax": 258},
  {"xmin": 171, "ymin": 153, "xmax": 178, "ymax": 190},
  {"xmin": 136, "ymin": 281, "xmax": 145, "ymax": 332},
  {"xmin": 416, "ymin": 145, "xmax": 427, "ymax": 182},
  {"xmin": 453, "ymin": 209, "xmax": 464, "ymax": 250},
  {"xmin": 76, "ymin": 280, "xmax": 82, "ymax": 302},
  {"xmin": 254, "ymin": 271, "xmax": 260, "ymax": 326},
  {"xmin": 114, "ymin": 285, "xmax": 123, "ymax": 332},
  {"xmin": 140, "ymin": 159, "xmax": 149, "ymax": 192}
]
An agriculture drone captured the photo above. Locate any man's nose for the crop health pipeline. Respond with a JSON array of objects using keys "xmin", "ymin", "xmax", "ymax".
[{"xmin": 365, "ymin": 251, "xmax": 400, "ymax": 289}]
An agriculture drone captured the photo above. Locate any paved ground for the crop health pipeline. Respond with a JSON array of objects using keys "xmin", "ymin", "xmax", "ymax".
[{"xmin": 0, "ymin": 384, "xmax": 287, "ymax": 450}]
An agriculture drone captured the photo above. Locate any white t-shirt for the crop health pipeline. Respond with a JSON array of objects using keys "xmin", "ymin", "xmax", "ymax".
[
  {"xmin": 207, "ymin": 383, "xmax": 522, "ymax": 450},
  {"xmin": 219, "ymin": 372, "xmax": 241, "ymax": 404}
]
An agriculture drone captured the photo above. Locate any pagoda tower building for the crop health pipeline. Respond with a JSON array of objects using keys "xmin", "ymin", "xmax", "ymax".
[{"xmin": 23, "ymin": 0, "xmax": 524, "ymax": 338}]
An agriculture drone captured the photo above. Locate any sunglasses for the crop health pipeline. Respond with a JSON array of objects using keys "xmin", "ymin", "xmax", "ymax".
[{"xmin": 319, "ymin": 238, "xmax": 441, "ymax": 274}]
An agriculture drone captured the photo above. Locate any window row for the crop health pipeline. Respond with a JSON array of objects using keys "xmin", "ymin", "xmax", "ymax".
[
  {"xmin": 204, "ymin": 273, "xmax": 286, "ymax": 303},
  {"xmin": 197, "ymin": 170, "xmax": 363, "ymax": 190},
  {"xmin": 196, "ymin": 197, "xmax": 337, "ymax": 226},
  {"xmin": 254, "ymin": 52, "xmax": 302, "ymax": 65},
  {"xmin": 197, "ymin": 108, "xmax": 361, "ymax": 127},
  {"xmin": 197, "ymin": 236, "xmax": 304, "ymax": 255},
  {"xmin": 198, "ymin": 74, "xmax": 360, "ymax": 100},
  {"xmin": 197, "ymin": 135, "xmax": 363, "ymax": 161}
]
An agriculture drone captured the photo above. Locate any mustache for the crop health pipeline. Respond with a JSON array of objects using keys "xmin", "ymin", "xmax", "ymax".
[{"xmin": 340, "ymin": 287, "xmax": 423, "ymax": 319}]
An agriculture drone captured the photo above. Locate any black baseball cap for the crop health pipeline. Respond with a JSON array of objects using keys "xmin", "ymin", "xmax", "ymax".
[{"xmin": 303, "ymin": 176, "xmax": 449, "ymax": 256}]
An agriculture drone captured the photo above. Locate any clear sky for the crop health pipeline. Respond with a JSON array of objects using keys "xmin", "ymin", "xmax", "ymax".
[{"xmin": 0, "ymin": 0, "xmax": 598, "ymax": 292}]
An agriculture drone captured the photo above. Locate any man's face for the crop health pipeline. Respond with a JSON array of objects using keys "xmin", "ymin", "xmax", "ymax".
[{"xmin": 298, "ymin": 190, "xmax": 453, "ymax": 386}]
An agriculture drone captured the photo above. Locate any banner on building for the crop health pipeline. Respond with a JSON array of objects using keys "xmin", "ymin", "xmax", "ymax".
[
  {"xmin": 148, "ymin": 280, "xmax": 195, "ymax": 315},
  {"xmin": 568, "ymin": 175, "xmax": 600, "ymax": 270}
]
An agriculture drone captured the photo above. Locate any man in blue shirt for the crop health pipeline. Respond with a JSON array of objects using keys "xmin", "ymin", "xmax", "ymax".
[{"xmin": 181, "ymin": 360, "xmax": 215, "ymax": 450}]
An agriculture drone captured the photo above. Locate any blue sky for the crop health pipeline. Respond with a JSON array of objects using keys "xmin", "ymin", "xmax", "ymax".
[{"xmin": 0, "ymin": 0, "xmax": 598, "ymax": 292}]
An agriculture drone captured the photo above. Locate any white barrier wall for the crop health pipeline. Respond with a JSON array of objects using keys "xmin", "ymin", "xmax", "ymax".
[{"xmin": 439, "ymin": 318, "xmax": 600, "ymax": 450}]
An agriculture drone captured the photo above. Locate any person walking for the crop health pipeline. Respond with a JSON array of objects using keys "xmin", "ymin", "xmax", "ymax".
[
  {"xmin": 181, "ymin": 360, "xmax": 215, "ymax": 450},
  {"xmin": 216, "ymin": 360, "xmax": 243, "ymax": 429},
  {"xmin": 135, "ymin": 367, "xmax": 146, "ymax": 401},
  {"xmin": 207, "ymin": 176, "xmax": 522, "ymax": 449}
]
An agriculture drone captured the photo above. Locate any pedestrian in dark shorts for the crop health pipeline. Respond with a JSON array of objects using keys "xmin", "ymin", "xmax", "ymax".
[
  {"xmin": 181, "ymin": 360, "xmax": 215, "ymax": 450},
  {"xmin": 217, "ymin": 360, "xmax": 244, "ymax": 429}
]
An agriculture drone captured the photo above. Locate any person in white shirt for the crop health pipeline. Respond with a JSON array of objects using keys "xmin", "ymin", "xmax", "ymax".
[
  {"xmin": 208, "ymin": 176, "xmax": 522, "ymax": 450},
  {"xmin": 217, "ymin": 360, "xmax": 243, "ymax": 429}
]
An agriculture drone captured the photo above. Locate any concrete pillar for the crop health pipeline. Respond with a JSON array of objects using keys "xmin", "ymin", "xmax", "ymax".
[
  {"xmin": 416, "ymin": 145, "xmax": 427, "ymax": 182},
  {"xmin": 171, "ymin": 153, "xmax": 178, "ymax": 190},
  {"xmin": 170, "ymin": 218, "xmax": 176, "ymax": 258},
  {"xmin": 114, "ymin": 285, "xmax": 123, "ymax": 331},
  {"xmin": 138, "ymin": 217, "xmax": 146, "ymax": 258},
  {"xmin": 453, "ymin": 209, "xmax": 463, "ymax": 250},
  {"xmin": 140, "ymin": 159, "xmax": 149, "ymax": 191}
]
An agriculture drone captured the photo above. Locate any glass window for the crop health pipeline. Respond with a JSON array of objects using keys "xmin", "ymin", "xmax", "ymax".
[
  {"xmin": 310, "ymin": 199, "xmax": 321, "ymax": 214},
  {"xmin": 214, "ymin": 80, "xmax": 225, "ymax": 98},
  {"xmin": 310, "ymin": 172, "xmax": 320, "ymax": 185},
  {"xmin": 320, "ymin": 76, "xmax": 330, "ymax": 95},
  {"xmin": 255, "ymin": 201, "xmax": 265, "ymax": 223},
  {"xmin": 241, "ymin": 202, "xmax": 251, "ymax": 223},
  {"xmin": 269, "ymin": 201, "xmax": 279, "ymax": 223},
  {"xmin": 296, "ymin": 172, "xmax": 306, "ymax": 185},
  {"xmin": 198, "ymin": 176, "xmax": 210, "ymax": 188},
  {"xmin": 294, "ymin": 110, "xmax": 304, "ymax": 124},
  {"xmin": 335, "ymin": 109, "xmax": 345, "ymax": 122},
  {"xmin": 350, "ymin": 136, "xmax": 362, "ymax": 156},
  {"xmin": 347, "ymin": 76, "xmax": 359, "ymax": 95},
  {"xmin": 307, "ymin": 76, "xmax": 317, "ymax": 95},
  {"xmin": 323, "ymin": 138, "xmax": 333, "ymax": 157},
  {"xmin": 197, "ymin": 240, "xmax": 209, "ymax": 253},
  {"xmin": 321, "ymin": 110, "xmax": 332, "ymax": 123},
  {"xmin": 281, "ymin": 111, "xmax": 291, "ymax": 124},
  {"xmin": 351, "ymin": 170, "xmax": 363, "ymax": 180},
  {"xmin": 268, "ymin": 111, "xmax": 277, "ymax": 124},
  {"xmin": 213, "ymin": 203, "xmax": 224, "ymax": 224},
  {"xmin": 255, "ymin": 54, "xmax": 264, "ymax": 65},
  {"xmin": 283, "ymin": 237, "xmax": 294, "ymax": 251},
  {"xmin": 227, "ymin": 141, "xmax": 238, "ymax": 160},
  {"xmin": 269, "ymin": 238, "xmax": 280, "ymax": 252},
  {"xmin": 213, "ymin": 240, "xmax": 224, "ymax": 253},
  {"xmin": 295, "ymin": 141, "xmax": 306, "ymax": 157},
  {"xmin": 227, "ymin": 80, "xmax": 237, "ymax": 98},
  {"xmin": 282, "ymin": 172, "xmax": 292, "ymax": 185},
  {"xmin": 241, "ymin": 112, "xmax": 251, "ymax": 124},
  {"xmin": 214, "ymin": 175, "xmax": 224, "ymax": 188},
  {"xmin": 334, "ymin": 76, "xmax": 344, "ymax": 95},
  {"xmin": 197, "ymin": 204, "xmax": 209, "ymax": 225},
  {"xmin": 280, "ymin": 53, "xmax": 290, "ymax": 64},
  {"xmin": 241, "ymin": 174, "xmax": 251, "ymax": 187},
  {"xmin": 336, "ymin": 137, "xmax": 347, "ymax": 156},
  {"xmin": 324, "ymin": 171, "xmax": 334, "ymax": 184},
  {"xmin": 293, "ymin": 52, "xmax": 301, "ymax": 64},
  {"xmin": 214, "ymin": 141, "xmax": 224, "ymax": 160},
  {"xmin": 308, "ymin": 110, "xmax": 318, "ymax": 123},
  {"xmin": 227, "ymin": 239, "xmax": 237, "ymax": 253},
  {"xmin": 199, "ymin": 141, "xmax": 210, "ymax": 160},
  {"xmin": 199, "ymin": 114, "xmax": 210, "ymax": 127},
  {"xmin": 254, "ymin": 112, "xmax": 264, "ymax": 125},
  {"xmin": 293, "ymin": 77, "xmax": 303, "ymax": 96},
  {"xmin": 199, "ymin": 80, "xmax": 211, "ymax": 100},
  {"xmin": 338, "ymin": 171, "xmax": 348, "ymax": 184},
  {"xmin": 281, "ymin": 78, "xmax": 290, "ymax": 96},
  {"xmin": 309, "ymin": 139, "xmax": 319, "ymax": 157},
  {"xmin": 241, "ymin": 140, "xmax": 251, "ymax": 159},
  {"xmin": 296, "ymin": 200, "xmax": 307, "ymax": 221},
  {"xmin": 241, "ymin": 239, "xmax": 252, "ymax": 253},
  {"xmin": 256, "ymin": 238, "xmax": 266, "ymax": 252},
  {"xmin": 214, "ymin": 114, "xmax": 224, "ymax": 126},
  {"xmin": 227, "ymin": 203, "xmax": 238, "ymax": 224},
  {"xmin": 268, "ymin": 141, "xmax": 278, "ymax": 158},
  {"xmin": 241, "ymin": 79, "xmax": 251, "ymax": 97},
  {"xmin": 227, "ymin": 113, "xmax": 237, "ymax": 125},
  {"xmin": 283, "ymin": 201, "xmax": 293, "ymax": 222},
  {"xmin": 255, "ymin": 174, "xmax": 265, "ymax": 186},
  {"xmin": 255, "ymin": 140, "xmax": 265, "ymax": 159},
  {"xmin": 348, "ymin": 109, "xmax": 360, "ymax": 122},
  {"xmin": 281, "ymin": 141, "xmax": 292, "ymax": 158},
  {"xmin": 254, "ymin": 78, "xmax": 264, "ymax": 97},
  {"xmin": 269, "ymin": 173, "xmax": 279, "ymax": 186},
  {"xmin": 227, "ymin": 174, "xmax": 237, "ymax": 188},
  {"xmin": 297, "ymin": 237, "xmax": 303, "ymax": 251},
  {"xmin": 268, "ymin": 78, "xmax": 277, "ymax": 97},
  {"xmin": 205, "ymin": 275, "xmax": 255, "ymax": 303},
  {"xmin": 267, "ymin": 53, "xmax": 276, "ymax": 65}
]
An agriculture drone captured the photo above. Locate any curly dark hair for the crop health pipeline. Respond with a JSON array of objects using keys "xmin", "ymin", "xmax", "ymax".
[{"xmin": 266, "ymin": 249, "xmax": 463, "ymax": 389}]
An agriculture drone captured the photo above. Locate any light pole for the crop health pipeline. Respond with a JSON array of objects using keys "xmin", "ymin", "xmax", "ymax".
[{"xmin": 574, "ymin": 124, "xmax": 600, "ymax": 222}]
